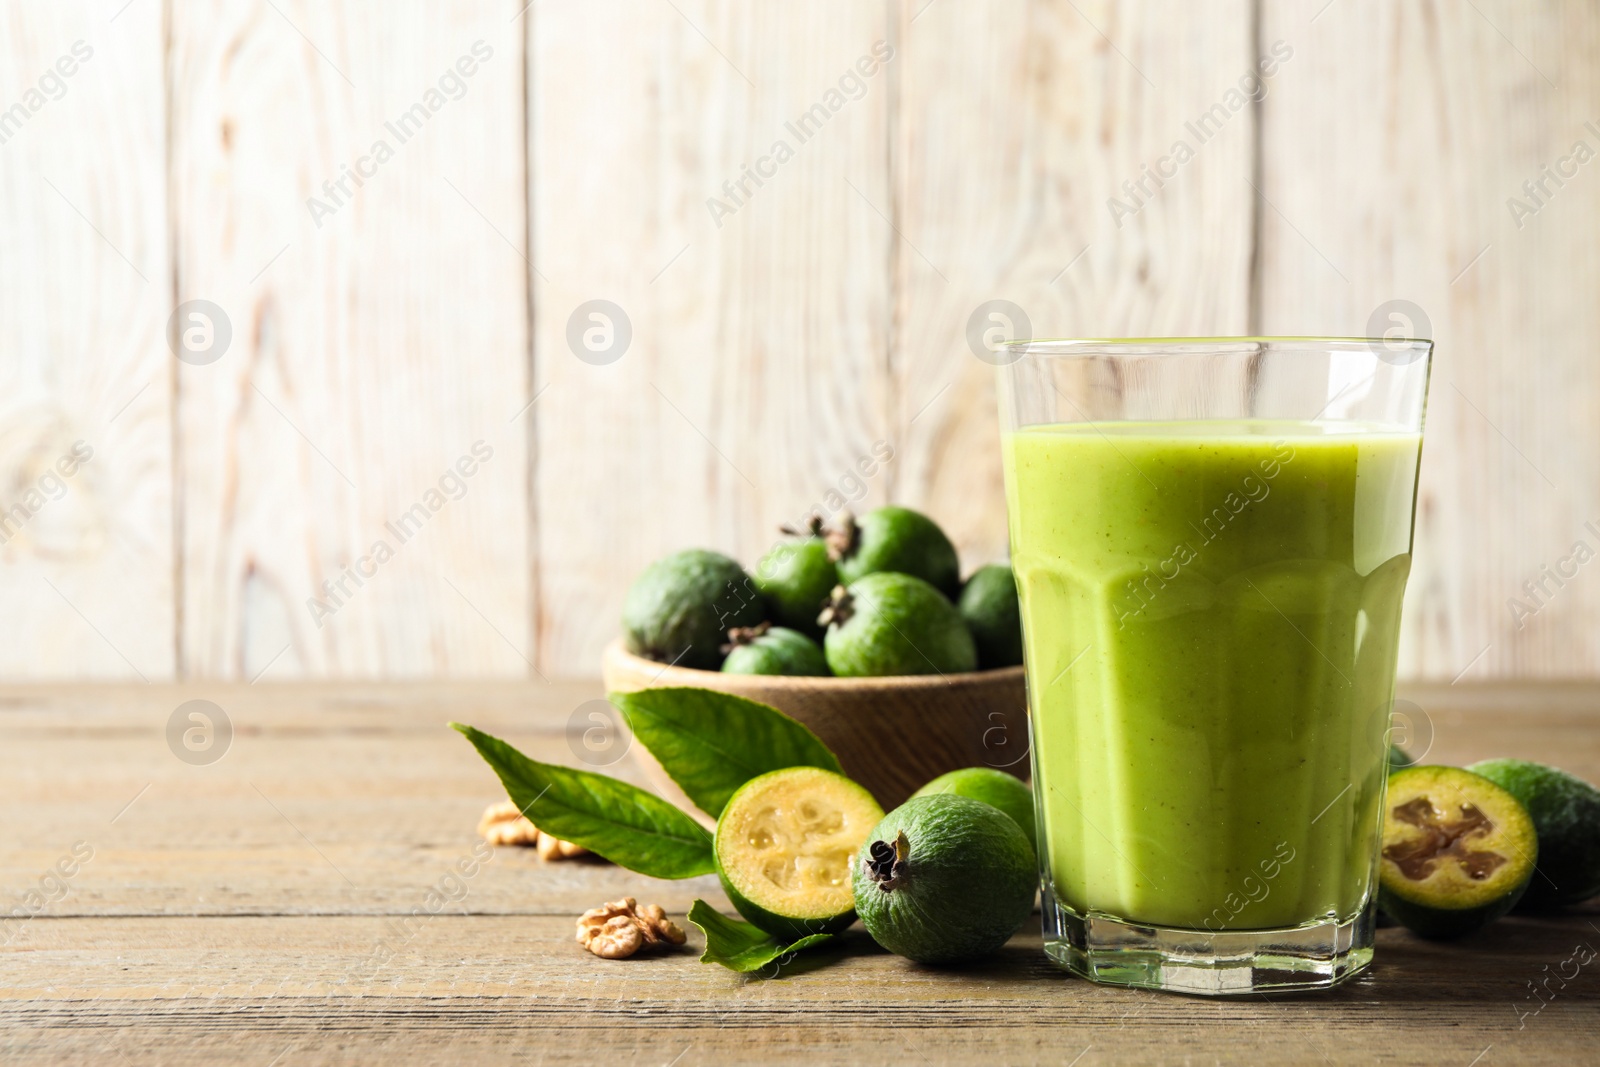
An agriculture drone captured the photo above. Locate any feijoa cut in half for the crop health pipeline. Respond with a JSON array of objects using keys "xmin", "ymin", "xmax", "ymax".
[
  {"xmin": 714, "ymin": 767, "xmax": 884, "ymax": 941},
  {"xmin": 1377, "ymin": 765, "xmax": 1538, "ymax": 938}
]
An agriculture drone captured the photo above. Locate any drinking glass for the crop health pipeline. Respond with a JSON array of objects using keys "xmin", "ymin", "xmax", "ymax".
[{"xmin": 996, "ymin": 337, "xmax": 1431, "ymax": 994}]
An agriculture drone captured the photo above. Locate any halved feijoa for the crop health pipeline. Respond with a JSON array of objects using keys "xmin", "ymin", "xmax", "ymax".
[
  {"xmin": 1377, "ymin": 765, "xmax": 1537, "ymax": 938},
  {"xmin": 714, "ymin": 767, "xmax": 884, "ymax": 941}
]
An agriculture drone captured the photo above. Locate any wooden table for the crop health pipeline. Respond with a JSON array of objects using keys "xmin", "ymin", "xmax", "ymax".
[{"xmin": 3, "ymin": 682, "xmax": 1598, "ymax": 1065}]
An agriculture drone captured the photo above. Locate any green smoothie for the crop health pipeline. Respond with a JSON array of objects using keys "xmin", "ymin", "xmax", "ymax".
[{"xmin": 1003, "ymin": 420, "xmax": 1422, "ymax": 931}]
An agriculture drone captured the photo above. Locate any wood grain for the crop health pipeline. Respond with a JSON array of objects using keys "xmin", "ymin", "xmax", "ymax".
[
  {"xmin": 1258, "ymin": 0, "xmax": 1600, "ymax": 679},
  {"xmin": 0, "ymin": 2, "xmax": 173, "ymax": 679},
  {"xmin": 4, "ymin": 914, "xmax": 1599, "ymax": 1066},
  {"xmin": 0, "ymin": 681, "xmax": 721, "ymax": 917},
  {"xmin": 6, "ymin": 2, "xmax": 1600, "ymax": 683},
  {"xmin": 530, "ymin": 0, "xmax": 895, "ymax": 677},
  {"xmin": 169, "ymin": 0, "xmax": 532, "ymax": 679},
  {"xmin": 2, "ymin": 681, "xmax": 1598, "ymax": 1066},
  {"xmin": 890, "ymin": 0, "xmax": 1259, "ymax": 571}
]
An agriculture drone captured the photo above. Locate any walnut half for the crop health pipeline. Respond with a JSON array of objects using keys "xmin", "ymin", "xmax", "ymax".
[
  {"xmin": 576, "ymin": 897, "xmax": 687, "ymax": 960},
  {"xmin": 478, "ymin": 800, "xmax": 589, "ymax": 859}
]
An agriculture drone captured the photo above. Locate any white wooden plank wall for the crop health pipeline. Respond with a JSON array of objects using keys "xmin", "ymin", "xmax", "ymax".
[
  {"xmin": 0, "ymin": 2, "xmax": 173, "ymax": 678},
  {"xmin": 1, "ymin": 0, "xmax": 1597, "ymax": 680},
  {"xmin": 1258, "ymin": 0, "xmax": 1600, "ymax": 680},
  {"xmin": 170, "ymin": 0, "xmax": 530, "ymax": 679},
  {"xmin": 530, "ymin": 0, "xmax": 895, "ymax": 671}
]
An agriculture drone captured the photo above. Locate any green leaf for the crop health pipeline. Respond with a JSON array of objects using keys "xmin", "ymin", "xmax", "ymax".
[
  {"xmin": 608, "ymin": 687, "xmax": 843, "ymax": 818},
  {"xmin": 687, "ymin": 899, "xmax": 834, "ymax": 974},
  {"xmin": 451, "ymin": 722, "xmax": 714, "ymax": 879}
]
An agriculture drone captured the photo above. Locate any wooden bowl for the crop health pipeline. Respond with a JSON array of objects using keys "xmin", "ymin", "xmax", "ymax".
[{"xmin": 601, "ymin": 639, "xmax": 1029, "ymax": 814}]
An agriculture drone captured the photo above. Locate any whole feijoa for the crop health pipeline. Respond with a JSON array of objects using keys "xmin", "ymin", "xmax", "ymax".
[
  {"xmin": 913, "ymin": 767, "xmax": 1035, "ymax": 854},
  {"xmin": 622, "ymin": 549, "xmax": 764, "ymax": 670},
  {"xmin": 834, "ymin": 507, "xmax": 961, "ymax": 599},
  {"xmin": 721, "ymin": 623, "xmax": 830, "ymax": 677},
  {"xmin": 1468, "ymin": 758, "xmax": 1600, "ymax": 910},
  {"xmin": 752, "ymin": 517, "xmax": 839, "ymax": 640},
  {"xmin": 820, "ymin": 573, "xmax": 977, "ymax": 677},
  {"xmin": 852, "ymin": 794, "xmax": 1037, "ymax": 964},
  {"xmin": 957, "ymin": 564, "xmax": 1023, "ymax": 669}
]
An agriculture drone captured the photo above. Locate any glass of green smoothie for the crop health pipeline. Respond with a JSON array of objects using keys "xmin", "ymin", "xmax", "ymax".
[{"xmin": 996, "ymin": 337, "xmax": 1431, "ymax": 994}]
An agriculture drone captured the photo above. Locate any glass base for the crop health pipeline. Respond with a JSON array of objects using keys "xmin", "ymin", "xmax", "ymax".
[{"xmin": 1043, "ymin": 895, "xmax": 1375, "ymax": 995}]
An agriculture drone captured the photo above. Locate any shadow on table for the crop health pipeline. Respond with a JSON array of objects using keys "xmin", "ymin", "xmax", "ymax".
[
  {"xmin": 1262, "ymin": 908, "xmax": 1600, "ymax": 1006},
  {"xmin": 771, "ymin": 918, "xmax": 1061, "ymax": 982}
]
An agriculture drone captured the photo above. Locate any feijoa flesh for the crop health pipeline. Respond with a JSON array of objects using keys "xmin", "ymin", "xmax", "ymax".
[
  {"xmin": 1377, "ymin": 765, "xmax": 1537, "ymax": 938},
  {"xmin": 713, "ymin": 766, "xmax": 884, "ymax": 940}
]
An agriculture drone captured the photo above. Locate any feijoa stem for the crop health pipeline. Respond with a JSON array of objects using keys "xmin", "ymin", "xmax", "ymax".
[
  {"xmin": 817, "ymin": 584, "xmax": 854, "ymax": 629},
  {"xmin": 825, "ymin": 511, "xmax": 858, "ymax": 562},
  {"xmin": 721, "ymin": 621, "xmax": 772, "ymax": 653},
  {"xmin": 779, "ymin": 514, "xmax": 828, "ymax": 540},
  {"xmin": 866, "ymin": 830, "xmax": 911, "ymax": 892}
]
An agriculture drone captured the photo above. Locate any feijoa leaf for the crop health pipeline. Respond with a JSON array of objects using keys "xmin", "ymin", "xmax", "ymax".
[
  {"xmin": 687, "ymin": 899, "xmax": 833, "ymax": 974},
  {"xmin": 451, "ymin": 722, "xmax": 714, "ymax": 879},
  {"xmin": 609, "ymin": 687, "xmax": 842, "ymax": 818}
]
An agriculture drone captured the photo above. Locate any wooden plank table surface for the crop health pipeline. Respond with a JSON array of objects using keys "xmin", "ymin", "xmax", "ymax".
[{"xmin": 3, "ymin": 681, "xmax": 1598, "ymax": 1065}]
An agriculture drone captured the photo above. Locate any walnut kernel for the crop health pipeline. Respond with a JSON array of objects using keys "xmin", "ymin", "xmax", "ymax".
[
  {"xmin": 478, "ymin": 800, "xmax": 539, "ymax": 846},
  {"xmin": 478, "ymin": 801, "xmax": 588, "ymax": 859},
  {"xmin": 576, "ymin": 897, "xmax": 686, "ymax": 959}
]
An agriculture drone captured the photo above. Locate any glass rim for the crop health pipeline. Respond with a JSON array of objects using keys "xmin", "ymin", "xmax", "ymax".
[{"xmin": 996, "ymin": 335, "xmax": 1433, "ymax": 353}]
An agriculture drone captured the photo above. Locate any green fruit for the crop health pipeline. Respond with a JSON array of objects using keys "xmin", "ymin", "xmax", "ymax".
[
  {"xmin": 1389, "ymin": 743, "xmax": 1416, "ymax": 772},
  {"xmin": 714, "ymin": 766, "xmax": 884, "ymax": 941},
  {"xmin": 1467, "ymin": 759, "xmax": 1600, "ymax": 910},
  {"xmin": 1377, "ymin": 765, "xmax": 1538, "ymax": 938},
  {"xmin": 721, "ymin": 625, "xmax": 830, "ymax": 677},
  {"xmin": 820, "ymin": 573, "xmax": 977, "ymax": 677},
  {"xmin": 622, "ymin": 549, "xmax": 764, "ymax": 670},
  {"xmin": 835, "ymin": 507, "xmax": 961, "ymax": 598},
  {"xmin": 957, "ymin": 565, "xmax": 1023, "ymax": 669},
  {"xmin": 913, "ymin": 768, "xmax": 1035, "ymax": 854},
  {"xmin": 852, "ymin": 795, "xmax": 1036, "ymax": 964},
  {"xmin": 752, "ymin": 520, "xmax": 838, "ymax": 640}
]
